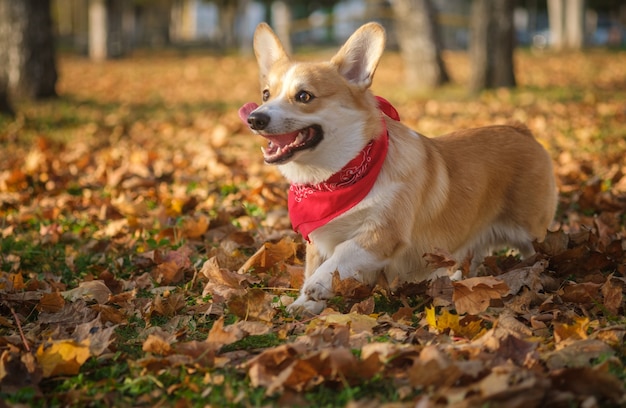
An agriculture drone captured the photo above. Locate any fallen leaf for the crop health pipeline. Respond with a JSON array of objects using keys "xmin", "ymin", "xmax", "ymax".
[
  {"xmin": 206, "ymin": 316, "xmax": 244, "ymax": 349},
  {"xmin": 544, "ymin": 338, "xmax": 614, "ymax": 369},
  {"xmin": 332, "ymin": 271, "xmax": 372, "ymax": 300},
  {"xmin": 37, "ymin": 292, "xmax": 66, "ymax": 313},
  {"xmin": 62, "ymin": 280, "xmax": 112, "ymax": 304},
  {"xmin": 200, "ymin": 257, "xmax": 247, "ymax": 300},
  {"xmin": 553, "ymin": 317, "xmax": 590, "ymax": 343},
  {"xmin": 238, "ymin": 237, "xmax": 299, "ymax": 274},
  {"xmin": 452, "ymin": 276, "xmax": 509, "ymax": 315},
  {"xmin": 143, "ymin": 334, "xmax": 173, "ymax": 355},
  {"xmin": 36, "ymin": 339, "xmax": 91, "ymax": 378},
  {"xmin": 551, "ymin": 366, "xmax": 625, "ymax": 403},
  {"xmin": 320, "ymin": 312, "xmax": 378, "ymax": 334},
  {"xmin": 601, "ymin": 275, "xmax": 623, "ymax": 315},
  {"xmin": 227, "ymin": 288, "xmax": 276, "ymax": 322}
]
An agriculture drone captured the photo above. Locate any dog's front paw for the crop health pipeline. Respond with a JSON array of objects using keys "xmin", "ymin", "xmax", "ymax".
[
  {"xmin": 302, "ymin": 270, "xmax": 333, "ymax": 300},
  {"xmin": 287, "ymin": 295, "xmax": 326, "ymax": 316}
]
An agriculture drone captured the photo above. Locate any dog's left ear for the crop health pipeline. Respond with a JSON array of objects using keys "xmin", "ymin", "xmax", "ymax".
[{"xmin": 330, "ymin": 22, "xmax": 386, "ymax": 90}]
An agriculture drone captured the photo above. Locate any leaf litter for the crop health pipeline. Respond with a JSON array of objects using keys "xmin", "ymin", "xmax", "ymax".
[{"xmin": 1, "ymin": 51, "xmax": 626, "ymax": 406}]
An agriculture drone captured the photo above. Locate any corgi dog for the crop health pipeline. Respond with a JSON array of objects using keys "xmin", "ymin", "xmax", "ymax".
[{"xmin": 239, "ymin": 22, "xmax": 557, "ymax": 315}]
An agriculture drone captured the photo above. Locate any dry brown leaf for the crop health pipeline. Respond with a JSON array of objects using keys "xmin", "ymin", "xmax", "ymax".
[
  {"xmin": 559, "ymin": 281, "xmax": 601, "ymax": 304},
  {"xmin": 551, "ymin": 366, "xmax": 625, "ymax": 403},
  {"xmin": 142, "ymin": 334, "xmax": 173, "ymax": 355},
  {"xmin": 180, "ymin": 213, "xmax": 210, "ymax": 238},
  {"xmin": 423, "ymin": 248, "xmax": 457, "ymax": 269},
  {"xmin": 237, "ymin": 237, "xmax": 299, "ymax": 274},
  {"xmin": 61, "ymin": 280, "xmax": 112, "ymax": 304},
  {"xmin": 200, "ymin": 257, "xmax": 248, "ymax": 300},
  {"xmin": 350, "ymin": 297, "xmax": 376, "ymax": 315},
  {"xmin": 227, "ymin": 288, "xmax": 276, "ymax": 322},
  {"xmin": 206, "ymin": 316, "xmax": 244, "ymax": 349},
  {"xmin": 535, "ymin": 229, "xmax": 570, "ymax": 256},
  {"xmin": 601, "ymin": 275, "xmax": 623, "ymax": 315},
  {"xmin": 544, "ymin": 338, "xmax": 614, "ymax": 370},
  {"xmin": 247, "ymin": 343, "xmax": 306, "ymax": 389},
  {"xmin": 452, "ymin": 276, "xmax": 509, "ymax": 315},
  {"xmin": 151, "ymin": 292, "xmax": 186, "ymax": 317},
  {"xmin": 497, "ymin": 260, "xmax": 548, "ymax": 296},
  {"xmin": 331, "ymin": 271, "xmax": 372, "ymax": 300},
  {"xmin": 37, "ymin": 292, "xmax": 66, "ymax": 313}
]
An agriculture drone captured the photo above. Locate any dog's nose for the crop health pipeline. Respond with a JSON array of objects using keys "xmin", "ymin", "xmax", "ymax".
[{"xmin": 247, "ymin": 112, "xmax": 270, "ymax": 130}]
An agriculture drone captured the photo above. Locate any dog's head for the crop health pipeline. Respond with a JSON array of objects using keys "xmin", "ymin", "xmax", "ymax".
[{"xmin": 241, "ymin": 22, "xmax": 386, "ymax": 185}]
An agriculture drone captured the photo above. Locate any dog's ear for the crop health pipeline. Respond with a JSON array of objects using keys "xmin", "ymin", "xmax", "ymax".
[
  {"xmin": 253, "ymin": 23, "xmax": 289, "ymax": 80},
  {"xmin": 330, "ymin": 22, "xmax": 386, "ymax": 89}
]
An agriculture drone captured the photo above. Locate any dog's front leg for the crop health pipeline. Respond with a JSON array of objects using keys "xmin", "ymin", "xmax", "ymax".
[
  {"xmin": 289, "ymin": 239, "xmax": 388, "ymax": 315},
  {"xmin": 287, "ymin": 242, "xmax": 326, "ymax": 315}
]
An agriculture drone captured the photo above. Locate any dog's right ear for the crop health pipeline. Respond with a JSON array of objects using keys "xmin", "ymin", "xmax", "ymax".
[{"xmin": 253, "ymin": 23, "xmax": 289, "ymax": 81}]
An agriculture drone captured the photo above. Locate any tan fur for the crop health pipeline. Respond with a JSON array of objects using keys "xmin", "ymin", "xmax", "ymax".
[{"xmin": 248, "ymin": 22, "xmax": 557, "ymax": 315}]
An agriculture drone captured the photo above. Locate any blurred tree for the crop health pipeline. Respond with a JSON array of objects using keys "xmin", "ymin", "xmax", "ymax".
[
  {"xmin": 0, "ymin": 1, "xmax": 13, "ymax": 116},
  {"xmin": 0, "ymin": 79, "xmax": 13, "ymax": 117},
  {"xmin": 469, "ymin": 0, "xmax": 516, "ymax": 92},
  {"xmin": 0, "ymin": 0, "xmax": 58, "ymax": 99},
  {"xmin": 391, "ymin": 0, "xmax": 449, "ymax": 91},
  {"xmin": 548, "ymin": 0, "xmax": 584, "ymax": 50}
]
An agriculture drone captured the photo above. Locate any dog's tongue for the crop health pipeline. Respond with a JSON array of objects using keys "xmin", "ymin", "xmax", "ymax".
[
  {"xmin": 238, "ymin": 102, "xmax": 299, "ymax": 148},
  {"xmin": 238, "ymin": 102, "xmax": 258, "ymax": 124}
]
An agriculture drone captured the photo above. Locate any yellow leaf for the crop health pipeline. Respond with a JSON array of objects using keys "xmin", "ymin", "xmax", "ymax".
[
  {"xmin": 437, "ymin": 309, "xmax": 461, "ymax": 332},
  {"xmin": 426, "ymin": 306, "xmax": 460, "ymax": 332},
  {"xmin": 425, "ymin": 307, "xmax": 485, "ymax": 339},
  {"xmin": 321, "ymin": 312, "xmax": 379, "ymax": 333},
  {"xmin": 554, "ymin": 317, "xmax": 590, "ymax": 344},
  {"xmin": 425, "ymin": 305, "xmax": 437, "ymax": 329},
  {"xmin": 36, "ymin": 339, "xmax": 91, "ymax": 378}
]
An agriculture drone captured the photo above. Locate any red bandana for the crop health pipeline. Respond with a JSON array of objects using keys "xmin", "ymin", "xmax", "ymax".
[{"xmin": 288, "ymin": 96, "xmax": 400, "ymax": 241}]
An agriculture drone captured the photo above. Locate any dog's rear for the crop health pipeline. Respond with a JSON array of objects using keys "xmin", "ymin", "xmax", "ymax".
[
  {"xmin": 383, "ymin": 121, "xmax": 556, "ymax": 285},
  {"xmin": 242, "ymin": 22, "xmax": 557, "ymax": 315}
]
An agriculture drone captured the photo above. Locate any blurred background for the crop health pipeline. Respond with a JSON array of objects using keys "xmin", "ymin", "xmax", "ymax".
[{"xmin": 1, "ymin": 0, "xmax": 626, "ymax": 114}]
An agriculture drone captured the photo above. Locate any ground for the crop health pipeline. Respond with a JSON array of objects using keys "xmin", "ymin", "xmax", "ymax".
[{"xmin": 0, "ymin": 49, "xmax": 625, "ymax": 407}]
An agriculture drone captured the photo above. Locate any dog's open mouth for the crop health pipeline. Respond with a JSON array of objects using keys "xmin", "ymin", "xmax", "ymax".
[{"xmin": 261, "ymin": 125, "xmax": 323, "ymax": 164}]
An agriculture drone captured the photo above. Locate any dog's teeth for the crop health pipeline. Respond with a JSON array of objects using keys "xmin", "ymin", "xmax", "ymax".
[{"xmin": 295, "ymin": 132, "xmax": 305, "ymax": 145}]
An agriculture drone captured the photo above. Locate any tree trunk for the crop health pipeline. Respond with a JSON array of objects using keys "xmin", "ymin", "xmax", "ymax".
[
  {"xmin": 392, "ymin": 0, "xmax": 449, "ymax": 91},
  {"xmin": 89, "ymin": 0, "xmax": 129, "ymax": 60},
  {"xmin": 1, "ymin": 0, "xmax": 58, "ymax": 99},
  {"xmin": 469, "ymin": 0, "xmax": 516, "ymax": 92},
  {"xmin": 0, "ymin": 79, "xmax": 14, "ymax": 117},
  {"xmin": 0, "ymin": 0, "xmax": 13, "ymax": 115},
  {"xmin": 89, "ymin": 0, "xmax": 108, "ymax": 60},
  {"xmin": 548, "ymin": 0, "xmax": 585, "ymax": 50}
]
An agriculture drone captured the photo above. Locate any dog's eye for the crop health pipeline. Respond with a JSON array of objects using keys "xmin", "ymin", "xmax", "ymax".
[
  {"xmin": 295, "ymin": 91, "xmax": 314, "ymax": 103},
  {"xmin": 262, "ymin": 90, "xmax": 270, "ymax": 102}
]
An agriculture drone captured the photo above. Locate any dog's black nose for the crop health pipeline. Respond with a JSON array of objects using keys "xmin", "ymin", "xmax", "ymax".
[{"xmin": 247, "ymin": 112, "xmax": 270, "ymax": 130}]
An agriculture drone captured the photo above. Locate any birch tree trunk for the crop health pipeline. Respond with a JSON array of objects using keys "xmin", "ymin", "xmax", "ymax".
[{"xmin": 548, "ymin": 0, "xmax": 585, "ymax": 50}]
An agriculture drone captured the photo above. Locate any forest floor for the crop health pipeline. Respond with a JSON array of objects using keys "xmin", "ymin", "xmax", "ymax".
[{"xmin": 1, "ymin": 48, "xmax": 626, "ymax": 407}]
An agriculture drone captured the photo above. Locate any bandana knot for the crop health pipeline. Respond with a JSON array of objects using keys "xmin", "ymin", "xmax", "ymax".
[{"xmin": 288, "ymin": 96, "xmax": 400, "ymax": 241}]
